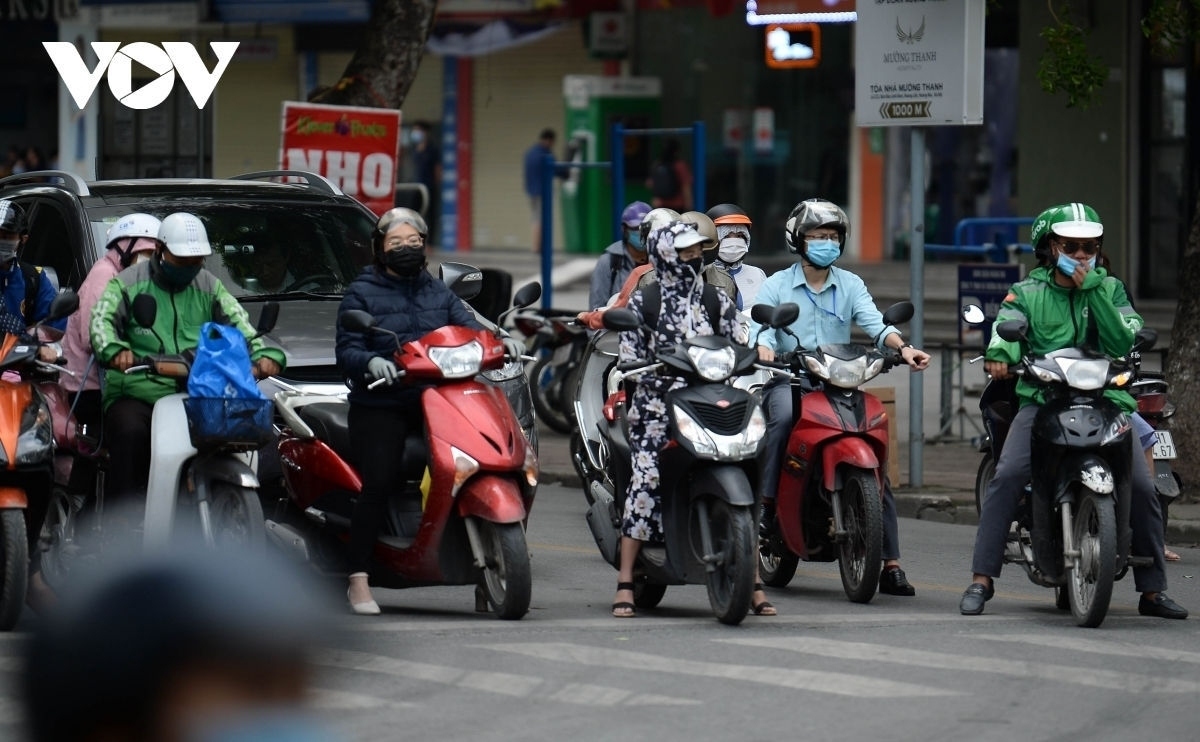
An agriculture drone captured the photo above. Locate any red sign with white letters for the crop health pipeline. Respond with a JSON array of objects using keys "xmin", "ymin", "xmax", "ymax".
[{"xmin": 279, "ymin": 101, "xmax": 401, "ymax": 216}]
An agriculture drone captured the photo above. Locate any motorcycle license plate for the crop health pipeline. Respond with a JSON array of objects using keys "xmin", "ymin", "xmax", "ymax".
[{"xmin": 1152, "ymin": 430, "xmax": 1176, "ymax": 460}]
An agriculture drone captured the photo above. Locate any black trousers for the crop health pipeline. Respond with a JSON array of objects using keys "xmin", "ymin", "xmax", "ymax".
[
  {"xmin": 103, "ymin": 398, "xmax": 154, "ymax": 511},
  {"xmin": 347, "ymin": 404, "xmax": 421, "ymax": 575}
]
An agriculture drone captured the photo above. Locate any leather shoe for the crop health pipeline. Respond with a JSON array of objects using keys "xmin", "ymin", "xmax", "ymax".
[
  {"xmin": 959, "ymin": 581, "xmax": 993, "ymax": 615},
  {"xmin": 1138, "ymin": 593, "xmax": 1188, "ymax": 620},
  {"xmin": 879, "ymin": 567, "xmax": 916, "ymax": 596}
]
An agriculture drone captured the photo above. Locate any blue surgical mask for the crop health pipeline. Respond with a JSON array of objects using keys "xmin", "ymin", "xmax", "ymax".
[
  {"xmin": 626, "ymin": 230, "xmax": 643, "ymax": 250},
  {"xmin": 804, "ymin": 239, "xmax": 840, "ymax": 268},
  {"xmin": 1056, "ymin": 252, "xmax": 1095, "ymax": 277}
]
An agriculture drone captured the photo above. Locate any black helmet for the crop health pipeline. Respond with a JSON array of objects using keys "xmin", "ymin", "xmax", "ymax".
[
  {"xmin": 784, "ymin": 198, "xmax": 850, "ymax": 255},
  {"xmin": 0, "ymin": 200, "xmax": 26, "ymax": 235},
  {"xmin": 706, "ymin": 203, "xmax": 752, "ymax": 227}
]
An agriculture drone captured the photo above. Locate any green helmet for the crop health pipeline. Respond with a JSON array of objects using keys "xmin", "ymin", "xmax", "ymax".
[{"xmin": 1030, "ymin": 202, "xmax": 1103, "ymax": 261}]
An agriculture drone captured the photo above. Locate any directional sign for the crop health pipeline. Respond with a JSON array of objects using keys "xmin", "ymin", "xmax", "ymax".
[
  {"xmin": 879, "ymin": 101, "xmax": 932, "ymax": 120},
  {"xmin": 855, "ymin": 0, "xmax": 984, "ymax": 127}
]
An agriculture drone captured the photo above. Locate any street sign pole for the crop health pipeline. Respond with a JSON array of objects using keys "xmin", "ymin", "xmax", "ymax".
[{"xmin": 909, "ymin": 128, "xmax": 925, "ymax": 487}]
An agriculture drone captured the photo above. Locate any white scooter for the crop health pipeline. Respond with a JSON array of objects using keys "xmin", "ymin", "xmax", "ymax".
[{"xmin": 126, "ymin": 294, "xmax": 279, "ymax": 552}]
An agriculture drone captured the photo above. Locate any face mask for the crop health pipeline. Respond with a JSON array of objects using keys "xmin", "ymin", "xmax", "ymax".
[
  {"xmin": 626, "ymin": 230, "xmax": 643, "ymax": 250},
  {"xmin": 682, "ymin": 256, "xmax": 703, "ymax": 277},
  {"xmin": 0, "ymin": 238, "xmax": 18, "ymax": 263},
  {"xmin": 718, "ymin": 236, "xmax": 748, "ymax": 265},
  {"xmin": 804, "ymin": 239, "xmax": 841, "ymax": 268},
  {"xmin": 157, "ymin": 256, "xmax": 201, "ymax": 289},
  {"xmin": 1056, "ymin": 252, "xmax": 1096, "ymax": 277},
  {"xmin": 383, "ymin": 248, "xmax": 426, "ymax": 277}
]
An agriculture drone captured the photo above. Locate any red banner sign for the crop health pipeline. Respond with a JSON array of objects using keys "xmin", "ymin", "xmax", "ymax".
[{"xmin": 279, "ymin": 101, "xmax": 401, "ymax": 216}]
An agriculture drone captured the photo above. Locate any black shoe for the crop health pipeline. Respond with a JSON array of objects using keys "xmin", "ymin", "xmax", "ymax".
[
  {"xmin": 879, "ymin": 567, "xmax": 916, "ymax": 596},
  {"xmin": 759, "ymin": 500, "xmax": 777, "ymax": 537},
  {"xmin": 1138, "ymin": 593, "xmax": 1188, "ymax": 620},
  {"xmin": 959, "ymin": 581, "xmax": 994, "ymax": 615}
]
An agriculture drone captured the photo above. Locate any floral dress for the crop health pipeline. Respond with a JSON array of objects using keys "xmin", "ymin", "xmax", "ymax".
[{"xmin": 618, "ymin": 223, "xmax": 744, "ymax": 543}]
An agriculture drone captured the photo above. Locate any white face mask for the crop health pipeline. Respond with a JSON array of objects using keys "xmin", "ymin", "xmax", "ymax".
[
  {"xmin": 132, "ymin": 252, "xmax": 153, "ymax": 265},
  {"xmin": 718, "ymin": 235, "xmax": 748, "ymax": 264},
  {"xmin": 0, "ymin": 238, "xmax": 18, "ymax": 263}
]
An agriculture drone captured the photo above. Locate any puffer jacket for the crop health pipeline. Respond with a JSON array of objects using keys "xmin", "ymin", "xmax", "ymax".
[
  {"xmin": 90, "ymin": 259, "xmax": 287, "ymax": 410},
  {"xmin": 335, "ymin": 266, "xmax": 482, "ymax": 408},
  {"xmin": 985, "ymin": 265, "xmax": 1141, "ymax": 411}
]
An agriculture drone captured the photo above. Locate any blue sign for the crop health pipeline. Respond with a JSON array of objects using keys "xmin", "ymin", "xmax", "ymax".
[
  {"xmin": 439, "ymin": 56, "xmax": 458, "ymax": 252},
  {"xmin": 210, "ymin": 0, "xmax": 369, "ymax": 23},
  {"xmin": 958, "ymin": 263, "xmax": 1020, "ymax": 344}
]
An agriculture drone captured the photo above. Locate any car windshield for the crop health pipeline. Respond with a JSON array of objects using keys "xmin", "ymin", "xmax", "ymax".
[{"xmin": 86, "ymin": 201, "xmax": 376, "ymax": 297}]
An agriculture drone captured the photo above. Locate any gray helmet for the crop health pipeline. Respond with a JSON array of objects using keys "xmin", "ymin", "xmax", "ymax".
[
  {"xmin": 0, "ymin": 200, "xmax": 26, "ymax": 235},
  {"xmin": 639, "ymin": 207, "xmax": 680, "ymax": 244},
  {"xmin": 784, "ymin": 198, "xmax": 850, "ymax": 255}
]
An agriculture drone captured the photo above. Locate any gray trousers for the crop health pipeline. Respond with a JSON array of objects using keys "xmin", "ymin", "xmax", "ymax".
[
  {"xmin": 971, "ymin": 404, "xmax": 1167, "ymax": 593},
  {"xmin": 761, "ymin": 380, "xmax": 902, "ymax": 561}
]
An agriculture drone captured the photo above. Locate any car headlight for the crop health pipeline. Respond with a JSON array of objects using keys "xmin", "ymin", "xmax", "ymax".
[
  {"xmin": 1059, "ymin": 358, "xmax": 1110, "ymax": 391},
  {"xmin": 687, "ymin": 345, "xmax": 736, "ymax": 382},
  {"xmin": 428, "ymin": 341, "xmax": 484, "ymax": 378}
]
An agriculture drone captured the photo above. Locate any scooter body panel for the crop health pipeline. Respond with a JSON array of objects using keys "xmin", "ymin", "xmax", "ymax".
[{"xmin": 144, "ymin": 393, "xmax": 195, "ymax": 551}]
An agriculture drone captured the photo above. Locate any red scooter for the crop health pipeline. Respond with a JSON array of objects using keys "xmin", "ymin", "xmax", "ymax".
[
  {"xmin": 269, "ymin": 283, "xmax": 541, "ymax": 619},
  {"xmin": 755, "ymin": 301, "xmax": 913, "ymax": 603}
]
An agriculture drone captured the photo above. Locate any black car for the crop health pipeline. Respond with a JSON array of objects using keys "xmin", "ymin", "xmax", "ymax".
[{"xmin": 0, "ymin": 168, "xmax": 536, "ymax": 452}]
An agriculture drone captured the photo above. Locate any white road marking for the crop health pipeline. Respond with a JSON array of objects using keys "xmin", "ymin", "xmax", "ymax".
[
  {"xmin": 309, "ymin": 687, "xmax": 419, "ymax": 710},
  {"xmin": 975, "ymin": 633, "xmax": 1200, "ymax": 663},
  {"xmin": 722, "ymin": 636, "xmax": 1200, "ymax": 694},
  {"xmin": 478, "ymin": 642, "xmax": 959, "ymax": 698},
  {"xmin": 311, "ymin": 648, "xmax": 696, "ymax": 706}
]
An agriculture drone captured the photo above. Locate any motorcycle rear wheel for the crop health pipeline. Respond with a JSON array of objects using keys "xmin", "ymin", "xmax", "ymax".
[
  {"xmin": 207, "ymin": 484, "xmax": 266, "ymax": 552},
  {"xmin": 478, "ymin": 521, "xmax": 532, "ymax": 620},
  {"xmin": 0, "ymin": 509, "xmax": 29, "ymax": 631},
  {"xmin": 700, "ymin": 499, "xmax": 754, "ymax": 626},
  {"xmin": 974, "ymin": 455, "xmax": 995, "ymax": 516},
  {"xmin": 1066, "ymin": 491, "xmax": 1116, "ymax": 628},
  {"xmin": 838, "ymin": 470, "xmax": 883, "ymax": 604},
  {"xmin": 633, "ymin": 580, "xmax": 667, "ymax": 609},
  {"xmin": 530, "ymin": 356, "xmax": 573, "ymax": 434},
  {"xmin": 758, "ymin": 535, "xmax": 800, "ymax": 588}
]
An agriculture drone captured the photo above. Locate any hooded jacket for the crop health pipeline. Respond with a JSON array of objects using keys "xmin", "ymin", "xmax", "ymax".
[
  {"xmin": 985, "ymin": 265, "xmax": 1141, "ymax": 411},
  {"xmin": 588, "ymin": 239, "xmax": 641, "ymax": 312}
]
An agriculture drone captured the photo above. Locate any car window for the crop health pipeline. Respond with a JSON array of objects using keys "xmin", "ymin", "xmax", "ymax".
[
  {"xmin": 85, "ymin": 201, "xmax": 375, "ymax": 296},
  {"xmin": 22, "ymin": 198, "xmax": 88, "ymax": 290}
]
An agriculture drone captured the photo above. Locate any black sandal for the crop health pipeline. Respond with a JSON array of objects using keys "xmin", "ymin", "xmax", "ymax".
[
  {"xmin": 612, "ymin": 581, "xmax": 636, "ymax": 618},
  {"xmin": 751, "ymin": 582, "xmax": 777, "ymax": 616}
]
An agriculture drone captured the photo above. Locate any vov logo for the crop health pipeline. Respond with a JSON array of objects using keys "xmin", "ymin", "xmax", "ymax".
[{"xmin": 43, "ymin": 41, "xmax": 240, "ymax": 110}]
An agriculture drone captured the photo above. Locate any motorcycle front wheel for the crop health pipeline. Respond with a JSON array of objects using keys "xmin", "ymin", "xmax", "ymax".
[
  {"xmin": 758, "ymin": 533, "xmax": 800, "ymax": 588},
  {"xmin": 698, "ymin": 499, "xmax": 754, "ymax": 626},
  {"xmin": 1066, "ymin": 491, "xmax": 1116, "ymax": 628},
  {"xmin": 0, "ymin": 509, "xmax": 29, "ymax": 631},
  {"xmin": 207, "ymin": 483, "xmax": 266, "ymax": 552},
  {"xmin": 477, "ymin": 520, "xmax": 532, "ymax": 620},
  {"xmin": 530, "ymin": 356, "xmax": 573, "ymax": 434},
  {"xmin": 974, "ymin": 455, "xmax": 995, "ymax": 516},
  {"xmin": 837, "ymin": 469, "xmax": 883, "ymax": 604}
]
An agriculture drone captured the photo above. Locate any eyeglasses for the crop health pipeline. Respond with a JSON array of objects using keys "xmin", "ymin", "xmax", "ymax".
[
  {"xmin": 804, "ymin": 232, "xmax": 840, "ymax": 242},
  {"xmin": 1052, "ymin": 237, "xmax": 1100, "ymax": 256},
  {"xmin": 385, "ymin": 237, "xmax": 425, "ymax": 250}
]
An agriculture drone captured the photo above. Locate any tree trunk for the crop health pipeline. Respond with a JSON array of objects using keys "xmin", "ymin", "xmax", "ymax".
[
  {"xmin": 308, "ymin": 0, "xmax": 439, "ymax": 109},
  {"xmin": 1165, "ymin": 191, "xmax": 1200, "ymax": 492}
]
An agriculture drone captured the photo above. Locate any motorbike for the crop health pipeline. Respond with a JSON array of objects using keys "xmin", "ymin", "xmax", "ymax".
[
  {"xmin": 511, "ymin": 307, "xmax": 588, "ymax": 434},
  {"xmin": 127, "ymin": 294, "xmax": 280, "ymax": 553},
  {"xmin": 0, "ymin": 289, "xmax": 78, "ymax": 629},
  {"xmin": 976, "ymin": 313, "xmax": 1157, "ymax": 627},
  {"xmin": 268, "ymin": 282, "xmax": 542, "ymax": 619},
  {"xmin": 755, "ymin": 301, "xmax": 914, "ymax": 603},
  {"xmin": 1129, "ymin": 373, "xmax": 1181, "ymax": 529},
  {"xmin": 573, "ymin": 304, "xmax": 777, "ymax": 625}
]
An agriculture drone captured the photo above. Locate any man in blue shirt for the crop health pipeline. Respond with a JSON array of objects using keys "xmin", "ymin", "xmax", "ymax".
[
  {"xmin": 752, "ymin": 198, "xmax": 931, "ymax": 596},
  {"xmin": 0, "ymin": 200, "xmax": 62, "ymax": 334},
  {"xmin": 523, "ymin": 128, "xmax": 556, "ymax": 253}
]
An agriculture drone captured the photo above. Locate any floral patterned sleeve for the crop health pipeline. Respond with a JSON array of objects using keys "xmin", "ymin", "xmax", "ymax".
[
  {"xmin": 619, "ymin": 288, "xmax": 650, "ymax": 364},
  {"xmin": 716, "ymin": 291, "xmax": 746, "ymax": 345}
]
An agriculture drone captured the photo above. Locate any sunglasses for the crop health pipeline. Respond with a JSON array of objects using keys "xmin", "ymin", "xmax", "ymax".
[{"xmin": 1052, "ymin": 237, "xmax": 1100, "ymax": 256}]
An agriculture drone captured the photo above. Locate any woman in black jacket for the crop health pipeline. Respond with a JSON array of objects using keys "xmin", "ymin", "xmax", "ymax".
[{"xmin": 335, "ymin": 207, "xmax": 519, "ymax": 614}]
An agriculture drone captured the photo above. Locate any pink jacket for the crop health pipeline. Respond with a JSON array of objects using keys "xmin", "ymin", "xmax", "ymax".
[{"xmin": 61, "ymin": 249, "xmax": 123, "ymax": 393}]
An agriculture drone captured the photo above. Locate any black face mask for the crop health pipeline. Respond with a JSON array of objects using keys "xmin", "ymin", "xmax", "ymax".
[
  {"xmin": 382, "ymin": 248, "xmax": 426, "ymax": 277},
  {"xmin": 683, "ymin": 257, "xmax": 704, "ymax": 277},
  {"xmin": 156, "ymin": 255, "xmax": 201, "ymax": 291}
]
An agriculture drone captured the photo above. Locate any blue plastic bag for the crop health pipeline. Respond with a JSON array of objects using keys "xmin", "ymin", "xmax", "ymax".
[{"xmin": 188, "ymin": 322, "xmax": 265, "ymax": 400}]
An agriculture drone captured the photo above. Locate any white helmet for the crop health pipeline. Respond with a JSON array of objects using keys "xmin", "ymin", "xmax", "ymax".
[
  {"xmin": 105, "ymin": 213, "xmax": 161, "ymax": 250},
  {"xmin": 639, "ymin": 207, "xmax": 680, "ymax": 243},
  {"xmin": 157, "ymin": 213, "xmax": 212, "ymax": 257}
]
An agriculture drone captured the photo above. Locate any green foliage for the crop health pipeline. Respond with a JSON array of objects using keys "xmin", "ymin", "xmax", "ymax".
[
  {"xmin": 1141, "ymin": 0, "xmax": 1200, "ymax": 58},
  {"xmin": 1036, "ymin": 5, "xmax": 1108, "ymax": 109}
]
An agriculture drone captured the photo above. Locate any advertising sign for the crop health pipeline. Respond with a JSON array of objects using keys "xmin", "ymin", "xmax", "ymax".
[
  {"xmin": 279, "ymin": 101, "xmax": 401, "ymax": 216},
  {"xmin": 958, "ymin": 264, "xmax": 1020, "ymax": 345},
  {"xmin": 854, "ymin": 0, "xmax": 984, "ymax": 127}
]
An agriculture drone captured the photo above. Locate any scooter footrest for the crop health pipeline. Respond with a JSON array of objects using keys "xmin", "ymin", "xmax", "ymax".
[{"xmin": 1126, "ymin": 555, "xmax": 1154, "ymax": 569}]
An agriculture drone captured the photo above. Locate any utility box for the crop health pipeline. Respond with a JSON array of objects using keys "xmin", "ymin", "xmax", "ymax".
[{"xmin": 561, "ymin": 75, "xmax": 661, "ymax": 254}]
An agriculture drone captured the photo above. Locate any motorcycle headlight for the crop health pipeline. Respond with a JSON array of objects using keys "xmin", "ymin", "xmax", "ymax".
[
  {"xmin": 1109, "ymin": 370, "xmax": 1133, "ymax": 388},
  {"xmin": 809, "ymin": 355, "xmax": 869, "ymax": 388},
  {"xmin": 672, "ymin": 404, "xmax": 766, "ymax": 461},
  {"xmin": 673, "ymin": 407, "xmax": 718, "ymax": 457},
  {"xmin": 16, "ymin": 401, "xmax": 53, "ymax": 466},
  {"xmin": 428, "ymin": 341, "xmax": 484, "ymax": 379},
  {"xmin": 687, "ymin": 345, "xmax": 737, "ymax": 382},
  {"xmin": 1058, "ymin": 357, "xmax": 1109, "ymax": 391},
  {"xmin": 482, "ymin": 358, "xmax": 525, "ymax": 383},
  {"xmin": 1029, "ymin": 363, "xmax": 1063, "ymax": 384}
]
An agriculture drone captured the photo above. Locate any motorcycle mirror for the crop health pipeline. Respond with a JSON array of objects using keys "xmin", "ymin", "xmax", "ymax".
[
  {"xmin": 45, "ymin": 289, "xmax": 80, "ymax": 322},
  {"xmin": 602, "ymin": 307, "xmax": 641, "ymax": 332},
  {"xmin": 256, "ymin": 301, "xmax": 280, "ymax": 335},
  {"xmin": 881, "ymin": 301, "xmax": 915, "ymax": 326},
  {"xmin": 511, "ymin": 282, "xmax": 542, "ymax": 309},
  {"xmin": 961, "ymin": 304, "xmax": 987, "ymax": 325},
  {"xmin": 439, "ymin": 261, "xmax": 484, "ymax": 301},
  {"xmin": 1133, "ymin": 327, "xmax": 1157, "ymax": 352},
  {"xmin": 339, "ymin": 309, "xmax": 378, "ymax": 333},
  {"xmin": 768, "ymin": 302, "xmax": 800, "ymax": 329},
  {"xmin": 995, "ymin": 319, "xmax": 1027, "ymax": 343},
  {"xmin": 131, "ymin": 293, "xmax": 158, "ymax": 329},
  {"xmin": 749, "ymin": 304, "xmax": 774, "ymax": 325}
]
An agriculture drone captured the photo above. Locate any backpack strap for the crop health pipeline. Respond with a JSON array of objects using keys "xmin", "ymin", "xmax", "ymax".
[
  {"xmin": 19, "ymin": 261, "xmax": 41, "ymax": 325},
  {"xmin": 640, "ymin": 281, "xmax": 722, "ymax": 332}
]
